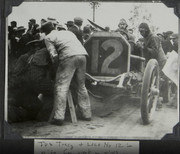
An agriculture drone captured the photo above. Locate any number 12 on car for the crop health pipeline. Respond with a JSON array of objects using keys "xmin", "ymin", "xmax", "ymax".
[{"xmin": 89, "ymin": 39, "xmax": 128, "ymax": 76}]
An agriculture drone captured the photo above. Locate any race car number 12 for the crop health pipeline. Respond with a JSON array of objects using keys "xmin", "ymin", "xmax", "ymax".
[{"xmin": 91, "ymin": 39, "xmax": 123, "ymax": 74}]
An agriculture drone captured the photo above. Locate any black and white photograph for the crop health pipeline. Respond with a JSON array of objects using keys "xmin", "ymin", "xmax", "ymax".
[{"xmin": 6, "ymin": 0, "xmax": 179, "ymax": 140}]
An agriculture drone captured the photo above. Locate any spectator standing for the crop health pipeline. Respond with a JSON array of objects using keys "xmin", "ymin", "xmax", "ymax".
[
  {"xmin": 170, "ymin": 33, "xmax": 178, "ymax": 53},
  {"xmin": 161, "ymin": 31, "xmax": 174, "ymax": 54},
  {"xmin": 83, "ymin": 25, "xmax": 92, "ymax": 41},
  {"xmin": 69, "ymin": 17, "xmax": 84, "ymax": 44},
  {"xmin": 15, "ymin": 26, "xmax": 32, "ymax": 57},
  {"xmin": 8, "ymin": 21, "xmax": 18, "ymax": 56},
  {"xmin": 41, "ymin": 19, "xmax": 47, "ymax": 26},
  {"xmin": 65, "ymin": 21, "xmax": 74, "ymax": 30},
  {"xmin": 26, "ymin": 19, "xmax": 36, "ymax": 35},
  {"xmin": 47, "ymin": 17, "xmax": 59, "ymax": 29}
]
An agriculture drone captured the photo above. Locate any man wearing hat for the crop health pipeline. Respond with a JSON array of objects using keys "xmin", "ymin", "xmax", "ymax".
[
  {"xmin": 65, "ymin": 21, "xmax": 74, "ymax": 30},
  {"xmin": 47, "ymin": 17, "xmax": 59, "ymax": 29},
  {"xmin": 41, "ymin": 19, "xmax": 47, "ymax": 26},
  {"xmin": 15, "ymin": 26, "xmax": 33, "ymax": 57},
  {"xmin": 57, "ymin": 24, "xmax": 66, "ymax": 31},
  {"xmin": 41, "ymin": 21, "xmax": 92, "ymax": 125},
  {"xmin": 9, "ymin": 21, "xmax": 18, "ymax": 56},
  {"xmin": 15, "ymin": 26, "xmax": 26, "ymax": 41},
  {"xmin": 27, "ymin": 19, "xmax": 36, "ymax": 35},
  {"xmin": 27, "ymin": 19, "xmax": 40, "ymax": 40},
  {"xmin": 68, "ymin": 17, "xmax": 84, "ymax": 44}
]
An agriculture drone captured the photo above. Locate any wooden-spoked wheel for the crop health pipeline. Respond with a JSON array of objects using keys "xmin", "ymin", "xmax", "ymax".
[{"xmin": 141, "ymin": 59, "xmax": 160, "ymax": 125}]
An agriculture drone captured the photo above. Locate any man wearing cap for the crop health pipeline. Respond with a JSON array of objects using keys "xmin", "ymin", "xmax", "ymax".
[
  {"xmin": 163, "ymin": 31, "xmax": 174, "ymax": 40},
  {"xmin": 68, "ymin": 17, "xmax": 84, "ymax": 44},
  {"xmin": 160, "ymin": 31, "xmax": 174, "ymax": 54},
  {"xmin": 41, "ymin": 21, "xmax": 92, "ymax": 125},
  {"xmin": 170, "ymin": 33, "xmax": 178, "ymax": 52}
]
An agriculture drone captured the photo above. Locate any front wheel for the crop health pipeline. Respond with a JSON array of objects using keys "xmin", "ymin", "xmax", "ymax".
[{"xmin": 141, "ymin": 59, "xmax": 159, "ymax": 125}]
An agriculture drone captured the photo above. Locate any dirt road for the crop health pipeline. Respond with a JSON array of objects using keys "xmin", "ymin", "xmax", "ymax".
[{"xmin": 10, "ymin": 94, "xmax": 178, "ymax": 140}]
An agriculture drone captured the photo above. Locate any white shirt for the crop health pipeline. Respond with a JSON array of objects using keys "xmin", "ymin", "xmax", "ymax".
[{"xmin": 45, "ymin": 30, "xmax": 88, "ymax": 60}]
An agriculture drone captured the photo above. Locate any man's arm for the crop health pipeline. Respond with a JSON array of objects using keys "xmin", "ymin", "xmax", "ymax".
[
  {"xmin": 145, "ymin": 36, "xmax": 160, "ymax": 57},
  {"xmin": 44, "ymin": 38, "xmax": 58, "ymax": 63},
  {"xmin": 44, "ymin": 38, "xmax": 59, "ymax": 79}
]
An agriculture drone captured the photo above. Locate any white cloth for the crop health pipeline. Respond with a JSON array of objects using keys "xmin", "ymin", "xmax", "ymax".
[{"xmin": 162, "ymin": 50, "xmax": 178, "ymax": 86}]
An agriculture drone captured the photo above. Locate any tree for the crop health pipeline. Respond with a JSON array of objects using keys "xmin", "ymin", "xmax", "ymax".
[{"xmin": 128, "ymin": 4, "xmax": 159, "ymax": 39}]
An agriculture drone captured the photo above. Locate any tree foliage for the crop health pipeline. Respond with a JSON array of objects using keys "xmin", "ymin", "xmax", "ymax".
[{"xmin": 128, "ymin": 4, "xmax": 159, "ymax": 39}]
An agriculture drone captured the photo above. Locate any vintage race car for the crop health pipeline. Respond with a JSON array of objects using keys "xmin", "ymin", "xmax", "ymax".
[{"xmin": 84, "ymin": 31, "xmax": 160, "ymax": 125}]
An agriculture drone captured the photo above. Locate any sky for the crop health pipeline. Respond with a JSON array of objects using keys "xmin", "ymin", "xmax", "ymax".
[{"xmin": 8, "ymin": 2, "xmax": 179, "ymax": 38}]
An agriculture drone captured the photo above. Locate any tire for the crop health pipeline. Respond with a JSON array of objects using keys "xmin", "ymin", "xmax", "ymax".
[{"xmin": 141, "ymin": 59, "xmax": 159, "ymax": 125}]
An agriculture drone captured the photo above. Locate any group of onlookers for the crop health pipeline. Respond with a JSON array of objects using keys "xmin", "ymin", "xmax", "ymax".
[{"xmin": 8, "ymin": 17, "xmax": 100, "ymax": 60}]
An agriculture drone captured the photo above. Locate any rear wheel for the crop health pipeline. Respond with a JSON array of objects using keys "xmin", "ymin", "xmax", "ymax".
[{"xmin": 141, "ymin": 59, "xmax": 159, "ymax": 125}]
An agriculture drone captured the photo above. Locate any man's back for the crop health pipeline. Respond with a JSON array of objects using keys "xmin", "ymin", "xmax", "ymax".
[{"xmin": 45, "ymin": 30, "xmax": 87, "ymax": 60}]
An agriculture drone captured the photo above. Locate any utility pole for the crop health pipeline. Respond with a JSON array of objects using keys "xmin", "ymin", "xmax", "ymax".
[{"xmin": 89, "ymin": 1, "xmax": 100, "ymax": 22}]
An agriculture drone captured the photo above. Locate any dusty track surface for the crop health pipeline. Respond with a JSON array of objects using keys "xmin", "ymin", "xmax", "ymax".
[{"xmin": 10, "ymin": 94, "xmax": 178, "ymax": 140}]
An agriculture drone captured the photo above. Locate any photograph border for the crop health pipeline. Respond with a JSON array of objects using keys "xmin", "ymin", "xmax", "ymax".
[{"xmin": 1, "ymin": 0, "xmax": 180, "ymax": 153}]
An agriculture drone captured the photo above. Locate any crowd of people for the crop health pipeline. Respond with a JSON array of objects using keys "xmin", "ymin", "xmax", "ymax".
[
  {"xmin": 8, "ymin": 17, "xmax": 98, "ymax": 59},
  {"xmin": 8, "ymin": 17, "xmax": 178, "ymax": 124}
]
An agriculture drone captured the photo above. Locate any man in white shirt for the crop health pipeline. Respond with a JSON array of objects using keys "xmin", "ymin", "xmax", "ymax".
[{"xmin": 41, "ymin": 21, "xmax": 92, "ymax": 125}]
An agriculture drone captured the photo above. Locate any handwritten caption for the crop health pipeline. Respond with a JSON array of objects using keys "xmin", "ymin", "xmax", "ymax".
[{"xmin": 34, "ymin": 140, "xmax": 139, "ymax": 154}]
